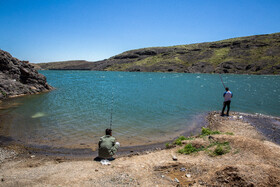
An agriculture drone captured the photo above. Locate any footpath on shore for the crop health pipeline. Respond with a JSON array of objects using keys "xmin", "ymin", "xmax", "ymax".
[{"xmin": 0, "ymin": 112, "xmax": 280, "ymax": 186}]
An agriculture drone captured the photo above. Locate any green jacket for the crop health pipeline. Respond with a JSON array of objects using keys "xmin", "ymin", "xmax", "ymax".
[{"xmin": 98, "ymin": 135, "xmax": 119, "ymax": 158}]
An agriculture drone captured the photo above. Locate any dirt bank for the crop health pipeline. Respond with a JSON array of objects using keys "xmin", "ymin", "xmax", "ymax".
[{"xmin": 0, "ymin": 112, "xmax": 279, "ymax": 186}]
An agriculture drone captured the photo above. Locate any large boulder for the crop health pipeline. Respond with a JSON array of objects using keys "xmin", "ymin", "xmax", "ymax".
[{"xmin": 0, "ymin": 50, "xmax": 53, "ymax": 100}]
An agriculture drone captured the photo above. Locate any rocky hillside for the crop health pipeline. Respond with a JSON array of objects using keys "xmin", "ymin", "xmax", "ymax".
[
  {"xmin": 0, "ymin": 50, "xmax": 53, "ymax": 100},
  {"xmin": 37, "ymin": 32, "xmax": 280, "ymax": 74}
]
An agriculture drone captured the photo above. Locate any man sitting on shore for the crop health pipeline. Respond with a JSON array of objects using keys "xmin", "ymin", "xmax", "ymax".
[{"xmin": 98, "ymin": 128, "xmax": 120, "ymax": 160}]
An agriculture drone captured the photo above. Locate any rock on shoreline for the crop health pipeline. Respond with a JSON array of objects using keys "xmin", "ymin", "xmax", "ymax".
[{"xmin": 0, "ymin": 49, "xmax": 53, "ymax": 100}]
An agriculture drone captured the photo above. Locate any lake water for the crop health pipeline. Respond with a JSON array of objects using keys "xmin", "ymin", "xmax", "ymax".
[{"xmin": 0, "ymin": 71, "xmax": 280, "ymax": 150}]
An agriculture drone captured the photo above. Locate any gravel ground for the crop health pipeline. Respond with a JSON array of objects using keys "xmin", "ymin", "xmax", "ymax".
[
  {"xmin": 242, "ymin": 113, "xmax": 280, "ymax": 145},
  {"xmin": 0, "ymin": 147, "xmax": 17, "ymax": 163}
]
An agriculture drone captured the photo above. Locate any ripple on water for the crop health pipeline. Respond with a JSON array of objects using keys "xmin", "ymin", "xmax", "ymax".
[{"xmin": 0, "ymin": 71, "xmax": 279, "ymax": 150}]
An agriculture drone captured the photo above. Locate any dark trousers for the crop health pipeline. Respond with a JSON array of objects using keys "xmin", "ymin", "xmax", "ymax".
[{"xmin": 221, "ymin": 101, "xmax": 231, "ymax": 116}]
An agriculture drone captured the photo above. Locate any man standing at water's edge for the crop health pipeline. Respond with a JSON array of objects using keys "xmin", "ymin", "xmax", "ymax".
[{"xmin": 221, "ymin": 87, "xmax": 233, "ymax": 116}]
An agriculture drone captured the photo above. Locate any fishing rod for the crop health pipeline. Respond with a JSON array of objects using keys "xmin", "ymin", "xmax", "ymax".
[
  {"xmin": 219, "ymin": 74, "xmax": 226, "ymax": 89},
  {"xmin": 109, "ymin": 90, "xmax": 114, "ymax": 130}
]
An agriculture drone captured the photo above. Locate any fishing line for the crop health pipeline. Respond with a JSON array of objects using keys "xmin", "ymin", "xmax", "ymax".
[
  {"xmin": 109, "ymin": 87, "xmax": 114, "ymax": 130},
  {"xmin": 219, "ymin": 74, "xmax": 226, "ymax": 89}
]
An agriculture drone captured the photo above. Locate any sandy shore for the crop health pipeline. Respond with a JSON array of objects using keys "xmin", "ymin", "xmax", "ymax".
[{"xmin": 0, "ymin": 112, "xmax": 280, "ymax": 186}]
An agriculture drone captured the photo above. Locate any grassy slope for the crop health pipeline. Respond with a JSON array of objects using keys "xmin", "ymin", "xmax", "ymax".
[
  {"xmin": 36, "ymin": 32, "xmax": 280, "ymax": 74},
  {"xmin": 105, "ymin": 33, "xmax": 280, "ymax": 74}
]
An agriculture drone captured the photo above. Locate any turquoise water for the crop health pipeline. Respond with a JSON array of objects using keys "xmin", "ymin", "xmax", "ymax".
[{"xmin": 0, "ymin": 71, "xmax": 280, "ymax": 149}]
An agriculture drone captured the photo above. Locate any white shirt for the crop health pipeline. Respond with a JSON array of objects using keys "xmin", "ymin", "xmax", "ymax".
[{"xmin": 224, "ymin": 91, "xmax": 232, "ymax": 101}]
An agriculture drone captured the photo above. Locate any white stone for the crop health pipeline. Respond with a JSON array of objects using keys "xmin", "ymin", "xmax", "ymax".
[
  {"xmin": 186, "ymin": 174, "xmax": 191, "ymax": 178},
  {"xmin": 172, "ymin": 155, "xmax": 178, "ymax": 161}
]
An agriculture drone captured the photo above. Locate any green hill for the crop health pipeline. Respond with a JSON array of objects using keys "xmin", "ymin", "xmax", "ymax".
[
  {"xmin": 35, "ymin": 60, "xmax": 93, "ymax": 70},
  {"xmin": 36, "ymin": 32, "xmax": 280, "ymax": 74}
]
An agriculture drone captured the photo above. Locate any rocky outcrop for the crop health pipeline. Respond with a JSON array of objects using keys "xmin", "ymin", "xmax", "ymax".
[
  {"xmin": 0, "ymin": 50, "xmax": 53, "ymax": 100},
  {"xmin": 187, "ymin": 62, "xmax": 215, "ymax": 73},
  {"xmin": 36, "ymin": 32, "xmax": 280, "ymax": 74}
]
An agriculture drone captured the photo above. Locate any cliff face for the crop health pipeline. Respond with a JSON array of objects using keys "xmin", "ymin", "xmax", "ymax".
[
  {"xmin": 37, "ymin": 32, "xmax": 280, "ymax": 74},
  {"xmin": 0, "ymin": 50, "xmax": 53, "ymax": 100}
]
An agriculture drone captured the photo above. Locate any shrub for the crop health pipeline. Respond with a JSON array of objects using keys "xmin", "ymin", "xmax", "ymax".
[
  {"xmin": 209, "ymin": 142, "xmax": 231, "ymax": 156},
  {"xmin": 174, "ymin": 136, "xmax": 186, "ymax": 145},
  {"xmin": 201, "ymin": 127, "xmax": 221, "ymax": 136},
  {"xmin": 165, "ymin": 143, "xmax": 170, "ymax": 148},
  {"xmin": 173, "ymin": 136, "xmax": 193, "ymax": 146},
  {"xmin": 178, "ymin": 143, "xmax": 204, "ymax": 155},
  {"xmin": 177, "ymin": 136, "xmax": 187, "ymax": 141},
  {"xmin": 214, "ymin": 145, "xmax": 226, "ymax": 155},
  {"xmin": 174, "ymin": 139, "xmax": 182, "ymax": 146}
]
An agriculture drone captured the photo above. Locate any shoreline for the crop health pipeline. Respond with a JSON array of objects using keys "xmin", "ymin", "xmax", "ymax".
[
  {"xmin": 212, "ymin": 111, "xmax": 280, "ymax": 145},
  {"xmin": 0, "ymin": 112, "xmax": 280, "ymax": 187},
  {"xmin": 0, "ymin": 111, "xmax": 279, "ymax": 159},
  {"xmin": 40, "ymin": 69, "xmax": 280, "ymax": 75},
  {"xmin": 1, "ymin": 111, "xmax": 279, "ymax": 160},
  {"xmin": 0, "ymin": 113, "xmax": 208, "ymax": 159},
  {"xmin": 0, "ymin": 111, "xmax": 280, "ymax": 186}
]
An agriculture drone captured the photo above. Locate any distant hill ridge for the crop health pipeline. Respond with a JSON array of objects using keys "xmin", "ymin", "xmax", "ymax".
[{"xmin": 36, "ymin": 32, "xmax": 280, "ymax": 74}]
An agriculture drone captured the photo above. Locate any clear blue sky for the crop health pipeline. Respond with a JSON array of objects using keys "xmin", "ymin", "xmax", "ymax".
[{"xmin": 1, "ymin": 0, "xmax": 280, "ymax": 63}]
